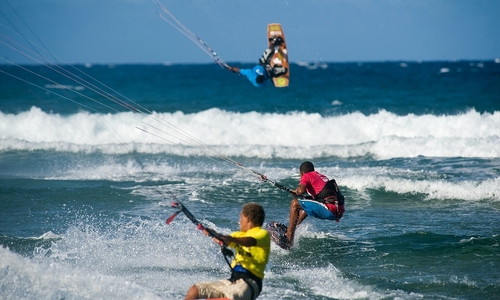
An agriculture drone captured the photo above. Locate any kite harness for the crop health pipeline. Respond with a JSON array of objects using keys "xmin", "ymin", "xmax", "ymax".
[{"xmin": 314, "ymin": 179, "xmax": 345, "ymax": 222}]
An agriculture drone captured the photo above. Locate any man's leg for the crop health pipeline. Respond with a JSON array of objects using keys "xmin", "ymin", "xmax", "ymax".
[
  {"xmin": 259, "ymin": 49, "xmax": 273, "ymax": 65},
  {"xmin": 286, "ymin": 198, "xmax": 307, "ymax": 245},
  {"xmin": 296, "ymin": 209, "xmax": 308, "ymax": 227}
]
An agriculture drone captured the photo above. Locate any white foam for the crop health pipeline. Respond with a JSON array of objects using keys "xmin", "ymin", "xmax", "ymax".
[
  {"xmin": 1, "ymin": 107, "xmax": 499, "ymax": 159},
  {"xmin": 0, "ymin": 246, "xmax": 162, "ymax": 299},
  {"xmin": 264, "ymin": 264, "xmax": 421, "ymax": 299},
  {"xmin": 0, "ymin": 216, "xmax": 236, "ymax": 299},
  {"xmin": 341, "ymin": 174, "xmax": 500, "ymax": 201}
]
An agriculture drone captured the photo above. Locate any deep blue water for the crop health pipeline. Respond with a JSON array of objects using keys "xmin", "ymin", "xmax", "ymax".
[
  {"xmin": 1, "ymin": 61, "xmax": 499, "ymax": 299},
  {"xmin": 2, "ymin": 61, "xmax": 499, "ymax": 116}
]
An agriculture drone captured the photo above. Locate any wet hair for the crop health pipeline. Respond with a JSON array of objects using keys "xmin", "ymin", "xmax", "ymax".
[
  {"xmin": 300, "ymin": 161, "xmax": 315, "ymax": 173},
  {"xmin": 256, "ymin": 75, "xmax": 266, "ymax": 83},
  {"xmin": 242, "ymin": 202, "xmax": 265, "ymax": 226}
]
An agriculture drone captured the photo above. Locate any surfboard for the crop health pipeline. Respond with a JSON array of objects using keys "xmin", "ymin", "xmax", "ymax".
[
  {"xmin": 266, "ymin": 221, "xmax": 290, "ymax": 250},
  {"xmin": 267, "ymin": 23, "xmax": 290, "ymax": 88}
]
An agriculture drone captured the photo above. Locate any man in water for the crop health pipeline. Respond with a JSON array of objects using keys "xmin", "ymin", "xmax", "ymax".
[
  {"xmin": 185, "ymin": 202, "xmax": 270, "ymax": 300},
  {"xmin": 228, "ymin": 38, "xmax": 287, "ymax": 87},
  {"xmin": 285, "ymin": 161, "xmax": 345, "ymax": 248}
]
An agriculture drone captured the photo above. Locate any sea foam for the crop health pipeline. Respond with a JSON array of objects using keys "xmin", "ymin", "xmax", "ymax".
[{"xmin": 1, "ymin": 106, "xmax": 499, "ymax": 159}]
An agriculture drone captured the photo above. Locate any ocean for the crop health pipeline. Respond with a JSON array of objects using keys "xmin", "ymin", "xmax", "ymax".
[{"xmin": 1, "ymin": 60, "xmax": 499, "ymax": 300}]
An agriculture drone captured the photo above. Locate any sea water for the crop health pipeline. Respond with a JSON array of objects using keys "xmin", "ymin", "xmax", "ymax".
[{"xmin": 1, "ymin": 61, "xmax": 499, "ymax": 299}]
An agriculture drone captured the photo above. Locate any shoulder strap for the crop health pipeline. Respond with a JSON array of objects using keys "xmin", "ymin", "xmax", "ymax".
[{"xmin": 315, "ymin": 179, "xmax": 344, "ymax": 204}]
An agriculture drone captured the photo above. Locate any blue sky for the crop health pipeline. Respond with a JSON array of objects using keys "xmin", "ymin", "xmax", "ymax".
[{"xmin": 1, "ymin": 0, "xmax": 499, "ymax": 64}]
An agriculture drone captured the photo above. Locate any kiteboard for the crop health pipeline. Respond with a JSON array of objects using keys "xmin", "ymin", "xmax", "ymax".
[
  {"xmin": 267, "ymin": 23, "xmax": 290, "ymax": 88},
  {"xmin": 266, "ymin": 221, "xmax": 290, "ymax": 250}
]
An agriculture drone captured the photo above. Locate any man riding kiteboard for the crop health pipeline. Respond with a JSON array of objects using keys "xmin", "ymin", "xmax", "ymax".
[{"xmin": 228, "ymin": 37, "xmax": 287, "ymax": 88}]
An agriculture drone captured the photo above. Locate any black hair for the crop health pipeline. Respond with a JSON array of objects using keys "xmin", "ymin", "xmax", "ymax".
[
  {"xmin": 256, "ymin": 75, "xmax": 266, "ymax": 83},
  {"xmin": 242, "ymin": 202, "xmax": 265, "ymax": 226},
  {"xmin": 300, "ymin": 161, "xmax": 315, "ymax": 173}
]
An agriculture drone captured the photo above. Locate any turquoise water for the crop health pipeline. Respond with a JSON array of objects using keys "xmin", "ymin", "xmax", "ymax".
[{"xmin": 1, "ymin": 61, "xmax": 499, "ymax": 299}]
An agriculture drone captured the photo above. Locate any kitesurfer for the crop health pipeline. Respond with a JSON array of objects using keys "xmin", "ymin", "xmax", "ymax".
[
  {"xmin": 185, "ymin": 202, "xmax": 270, "ymax": 300},
  {"xmin": 228, "ymin": 39, "xmax": 287, "ymax": 87},
  {"xmin": 285, "ymin": 161, "xmax": 345, "ymax": 248}
]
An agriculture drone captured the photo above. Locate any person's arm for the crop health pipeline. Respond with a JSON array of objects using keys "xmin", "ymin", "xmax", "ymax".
[
  {"xmin": 292, "ymin": 183, "xmax": 307, "ymax": 196},
  {"xmin": 219, "ymin": 235, "xmax": 257, "ymax": 247},
  {"xmin": 202, "ymin": 229, "xmax": 256, "ymax": 247},
  {"xmin": 228, "ymin": 66, "xmax": 240, "ymax": 73}
]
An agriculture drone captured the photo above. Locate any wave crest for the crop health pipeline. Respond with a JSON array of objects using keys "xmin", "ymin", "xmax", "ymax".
[{"xmin": 1, "ymin": 107, "xmax": 499, "ymax": 159}]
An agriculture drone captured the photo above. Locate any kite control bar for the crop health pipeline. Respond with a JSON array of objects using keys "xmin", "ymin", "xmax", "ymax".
[
  {"xmin": 167, "ymin": 201, "xmax": 225, "ymax": 245},
  {"xmin": 166, "ymin": 199, "xmax": 235, "ymax": 270}
]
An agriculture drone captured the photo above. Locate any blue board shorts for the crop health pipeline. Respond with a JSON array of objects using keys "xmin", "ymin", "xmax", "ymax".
[{"xmin": 298, "ymin": 199, "xmax": 338, "ymax": 220}]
